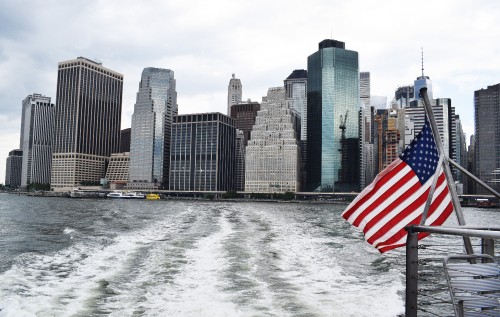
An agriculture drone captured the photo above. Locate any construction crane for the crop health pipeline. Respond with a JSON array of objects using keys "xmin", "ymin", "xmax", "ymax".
[{"xmin": 338, "ymin": 110, "xmax": 349, "ymax": 184}]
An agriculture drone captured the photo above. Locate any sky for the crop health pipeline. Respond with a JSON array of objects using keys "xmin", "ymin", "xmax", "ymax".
[{"xmin": 2, "ymin": 0, "xmax": 500, "ymax": 184}]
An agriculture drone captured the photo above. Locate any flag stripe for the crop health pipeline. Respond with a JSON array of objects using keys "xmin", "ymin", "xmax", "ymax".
[{"xmin": 351, "ymin": 167, "xmax": 417, "ymax": 227}]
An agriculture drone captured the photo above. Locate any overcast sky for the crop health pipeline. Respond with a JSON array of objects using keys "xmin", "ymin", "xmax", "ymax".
[{"xmin": 2, "ymin": 0, "xmax": 500, "ymax": 183}]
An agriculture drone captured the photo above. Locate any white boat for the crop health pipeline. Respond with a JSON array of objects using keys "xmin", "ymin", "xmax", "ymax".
[
  {"xmin": 122, "ymin": 192, "xmax": 145, "ymax": 199},
  {"xmin": 107, "ymin": 191, "xmax": 124, "ymax": 198}
]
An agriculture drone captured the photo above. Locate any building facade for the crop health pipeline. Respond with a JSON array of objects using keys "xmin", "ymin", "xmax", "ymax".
[
  {"xmin": 284, "ymin": 69, "xmax": 308, "ymax": 190},
  {"xmin": 245, "ymin": 87, "xmax": 300, "ymax": 193},
  {"xmin": 5, "ymin": 149, "xmax": 23, "ymax": 187},
  {"xmin": 129, "ymin": 68, "xmax": 177, "ymax": 189},
  {"xmin": 169, "ymin": 113, "xmax": 236, "ymax": 191},
  {"xmin": 105, "ymin": 152, "xmax": 130, "ymax": 189},
  {"xmin": 405, "ymin": 98, "xmax": 456, "ymax": 162},
  {"xmin": 51, "ymin": 57, "xmax": 123, "ymax": 190},
  {"xmin": 230, "ymin": 101, "xmax": 261, "ymax": 192},
  {"xmin": 306, "ymin": 39, "xmax": 360, "ymax": 192},
  {"xmin": 120, "ymin": 128, "xmax": 131, "ymax": 153},
  {"xmin": 227, "ymin": 74, "xmax": 242, "ymax": 115},
  {"xmin": 20, "ymin": 93, "xmax": 54, "ymax": 187},
  {"xmin": 473, "ymin": 84, "xmax": 500, "ymax": 194},
  {"xmin": 234, "ymin": 129, "xmax": 245, "ymax": 191}
]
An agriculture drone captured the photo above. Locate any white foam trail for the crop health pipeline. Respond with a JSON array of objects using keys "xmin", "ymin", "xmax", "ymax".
[
  {"xmin": 0, "ymin": 210, "xmax": 193, "ymax": 316},
  {"xmin": 136, "ymin": 210, "xmax": 250, "ymax": 316},
  {"xmin": 247, "ymin": 206, "xmax": 405, "ymax": 317}
]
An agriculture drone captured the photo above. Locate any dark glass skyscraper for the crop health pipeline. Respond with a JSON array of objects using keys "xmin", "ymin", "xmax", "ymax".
[
  {"xmin": 474, "ymin": 84, "xmax": 500, "ymax": 194},
  {"xmin": 306, "ymin": 39, "xmax": 360, "ymax": 192},
  {"xmin": 51, "ymin": 57, "xmax": 123, "ymax": 190},
  {"xmin": 169, "ymin": 113, "xmax": 235, "ymax": 191}
]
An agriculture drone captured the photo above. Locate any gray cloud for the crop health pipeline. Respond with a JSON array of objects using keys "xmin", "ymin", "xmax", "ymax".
[{"xmin": 2, "ymin": 0, "xmax": 500, "ymax": 182}]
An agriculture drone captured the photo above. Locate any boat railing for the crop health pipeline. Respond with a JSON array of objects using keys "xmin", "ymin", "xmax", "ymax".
[{"xmin": 404, "ymin": 225, "xmax": 500, "ymax": 317}]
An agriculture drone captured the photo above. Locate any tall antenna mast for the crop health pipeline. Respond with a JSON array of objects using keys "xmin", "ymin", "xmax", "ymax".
[{"xmin": 421, "ymin": 47, "xmax": 424, "ymax": 77}]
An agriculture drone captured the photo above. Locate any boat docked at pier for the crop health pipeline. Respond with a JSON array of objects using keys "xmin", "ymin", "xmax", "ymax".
[{"xmin": 107, "ymin": 191, "xmax": 145, "ymax": 199}]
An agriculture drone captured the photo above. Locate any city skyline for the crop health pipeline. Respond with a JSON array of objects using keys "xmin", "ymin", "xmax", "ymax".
[{"xmin": 2, "ymin": 0, "xmax": 500, "ymax": 182}]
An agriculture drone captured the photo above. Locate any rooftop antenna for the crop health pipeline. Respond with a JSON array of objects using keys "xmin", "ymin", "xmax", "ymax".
[{"xmin": 421, "ymin": 47, "xmax": 424, "ymax": 77}]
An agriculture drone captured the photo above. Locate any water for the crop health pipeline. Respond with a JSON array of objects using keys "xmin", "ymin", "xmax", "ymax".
[{"xmin": 0, "ymin": 193, "xmax": 496, "ymax": 316}]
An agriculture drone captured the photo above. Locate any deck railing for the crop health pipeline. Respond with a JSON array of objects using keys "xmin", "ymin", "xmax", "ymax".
[{"xmin": 404, "ymin": 225, "xmax": 500, "ymax": 317}]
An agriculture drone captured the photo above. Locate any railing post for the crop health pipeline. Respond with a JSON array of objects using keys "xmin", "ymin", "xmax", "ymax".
[
  {"xmin": 481, "ymin": 238, "xmax": 495, "ymax": 260},
  {"xmin": 406, "ymin": 228, "xmax": 419, "ymax": 317}
]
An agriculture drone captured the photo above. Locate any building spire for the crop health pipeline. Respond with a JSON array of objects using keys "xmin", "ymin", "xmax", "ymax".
[{"xmin": 421, "ymin": 47, "xmax": 424, "ymax": 77}]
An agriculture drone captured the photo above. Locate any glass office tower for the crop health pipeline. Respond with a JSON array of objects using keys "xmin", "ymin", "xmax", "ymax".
[
  {"xmin": 474, "ymin": 84, "xmax": 500, "ymax": 195},
  {"xmin": 129, "ymin": 68, "xmax": 177, "ymax": 189},
  {"xmin": 306, "ymin": 39, "xmax": 360, "ymax": 192}
]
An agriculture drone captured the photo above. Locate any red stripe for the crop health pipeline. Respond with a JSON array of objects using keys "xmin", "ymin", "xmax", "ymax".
[
  {"xmin": 378, "ymin": 202, "xmax": 452, "ymax": 254},
  {"xmin": 360, "ymin": 174, "xmax": 420, "ymax": 232},
  {"xmin": 378, "ymin": 242, "xmax": 407, "ymax": 253},
  {"xmin": 342, "ymin": 160, "xmax": 406, "ymax": 220},
  {"xmin": 371, "ymin": 174, "xmax": 449, "ymax": 248},
  {"xmin": 351, "ymin": 169, "xmax": 416, "ymax": 227}
]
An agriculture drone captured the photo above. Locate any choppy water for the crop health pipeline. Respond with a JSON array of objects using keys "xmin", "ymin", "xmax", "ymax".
[{"xmin": 1, "ymin": 193, "xmax": 494, "ymax": 316}]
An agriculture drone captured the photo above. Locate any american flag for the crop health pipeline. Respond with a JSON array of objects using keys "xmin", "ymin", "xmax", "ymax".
[{"xmin": 342, "ymin": 120, "xmax": 454, "ymax": 253}]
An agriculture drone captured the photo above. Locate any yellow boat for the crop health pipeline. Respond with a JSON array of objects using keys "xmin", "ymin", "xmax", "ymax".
[{"xmin": 146, "ymin": 193, "xmax": 160, "ymax": 200}]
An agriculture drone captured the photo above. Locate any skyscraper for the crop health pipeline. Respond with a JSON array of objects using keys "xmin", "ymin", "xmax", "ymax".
[
  {"xmin": 245, "ymin": 87, "xmax": 300, "ymax": 193},
  {"xmin": 404, "ymin": 98, "xmax": 456, "ymax": 161},
  {"xmin": 5, "ymin": 149, "xmax": 22, "ymax": 187},
  {"xmin": 306, "ymin": 39, "xmax": 360, "ymax": 192},
  {"xmin": 360, "ymin": 72, "xmax": 370, "ymax": 108},
  {"xmin": 227, "ymin": 74, "xmax": 242, "ymax": 115},
  {"xmin": 20, "ymin": 93, "xmax": 54, "ymax": 187},
  {"xmin": 230, "ymin": 101, "xmax": 261, "ymax": 191},
  {"xmin": 169, "ymin": 113, "xmax": 236, "ymax": 191},
  {"xmin": 284, "ymin": 70, "xmax": 308, "ymax": 189},
  {"xmin": 473, "ymin": 84, "xmax": 500, "ymax": 194},
  {"xmin": 129, "ymin": 68, "xmax": 177, "ymax": 189},
  {"xmin": 51, "ymin": 57, "xmax": 123, "ymax": 190}
]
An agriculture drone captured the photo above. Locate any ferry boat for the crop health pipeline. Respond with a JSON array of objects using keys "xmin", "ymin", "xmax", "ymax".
[
  {"xmin": 123, "ymin": 192, "xmax": 145, "ymax": 199},
  {"xmin": 107, "ymin": 191, "xmax": 124, "ymax": 198}
]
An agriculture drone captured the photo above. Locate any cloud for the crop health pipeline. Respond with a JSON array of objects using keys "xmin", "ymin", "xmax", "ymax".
[{"xmin": 2, "ymin": 0, "xmax": 500, "ymax": 182}]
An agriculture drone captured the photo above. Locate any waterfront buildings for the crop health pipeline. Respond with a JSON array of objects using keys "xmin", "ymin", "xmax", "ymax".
[
  {"xmin": 245, "ymin": 87, "xmax": 300, "ymax": 193},
  {"xmin": 227, "ymin": 74, "xmax": 242, "ymax": 115},
  {"xmin": 306, "ymin": 39, "xmax": 360, "ymax": 192},
  {"xmin": 473, "ymin": 84, "xmax": 500, "ymax": 194},
  {"xmin": 51, "ymin": 57, "xmax": 123, "ymax": 190},
  {"xmin": 129, "ymin": 68, "xmax": 177, "ymax": 189},
  {"xmin": 5, "ymin": 149, "xmax": 22, "ymax": 187},
  {"xmin": 20, "ymin": 93, "xmax": 54, "ymax": 187},
  {"xmin": 169, "ymin": 113, "xmax": 236, "ymax": 191}
]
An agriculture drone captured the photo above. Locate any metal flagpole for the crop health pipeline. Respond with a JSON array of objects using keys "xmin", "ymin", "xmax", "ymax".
[
  {"xmin": 447, "ymin": 158, "xmax": 500, "ymax": 199},
  {"xmin": 419, "ymin": 88, "xmax": 474, "ymax": 255},
  {"xmin": 420, "ymin": 155, "xmax": 444, "ymax": 225}
]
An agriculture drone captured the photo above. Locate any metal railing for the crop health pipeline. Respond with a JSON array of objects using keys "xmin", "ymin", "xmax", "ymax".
[{"xmin": 405, "ymin": 225, "xmax": 500, "ymax": 317}]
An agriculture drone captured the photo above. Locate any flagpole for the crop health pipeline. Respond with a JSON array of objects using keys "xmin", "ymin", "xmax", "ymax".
[
  {"xmin": 419, "ymin": 88, "xmax": 474, "ymax": 255},
  {"xmin": 420, "ymin": 155, "xmax": 444, "ymax": 225},
  {"xmin": 447, "ymin": 158, "xmax": 500, "ymax": 199}
]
